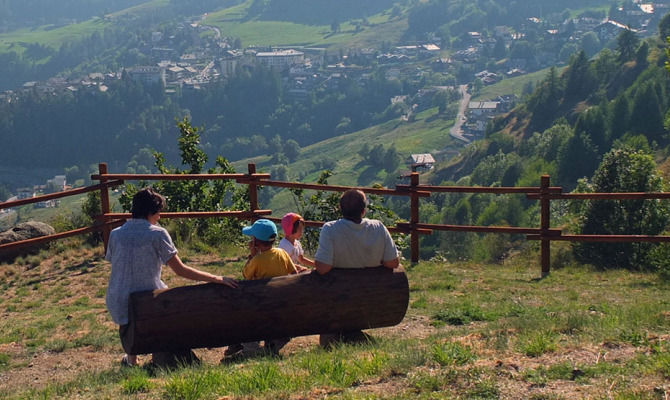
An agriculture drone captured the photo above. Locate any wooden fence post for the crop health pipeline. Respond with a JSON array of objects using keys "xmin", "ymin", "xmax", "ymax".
[
  {"xmin": 540, "ymin": 175, "xmax": 551, "ymax": 277},
  {"xmin": 248, "ymin": 163, "xmax": 259, "ymax": 216},
  {"xmin": 410, "ymin": 172, "xmax": 420, "ymax": 263},
  {"xmin": 98, "ymin": 163, "xmax": 112, "ymax": 252}
]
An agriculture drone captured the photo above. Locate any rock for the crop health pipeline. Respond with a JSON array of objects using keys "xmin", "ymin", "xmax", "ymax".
[{"xmin": 0, "ymin": 221, "xmax": 55, "ymax": 262}]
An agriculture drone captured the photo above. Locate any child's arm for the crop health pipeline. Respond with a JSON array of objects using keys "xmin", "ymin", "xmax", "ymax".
[
  {"xmin": 298, "ymin": 254, "xmax": 315, "ymax": 267},
  {"xmin": 294, "ymin": 264, "xmax": 309, "ymax": 273}
]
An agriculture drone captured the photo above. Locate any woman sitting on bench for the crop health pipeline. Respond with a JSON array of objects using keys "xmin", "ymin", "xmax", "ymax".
[{"xmin": 105, "ymin": 187, "xmax": 238, "ymax": 367}]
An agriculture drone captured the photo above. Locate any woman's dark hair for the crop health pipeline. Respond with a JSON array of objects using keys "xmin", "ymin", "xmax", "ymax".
[
  {"xmin": 131, "ymin": 188, "xmax": 166, "ymax": 219},
  {"xmin": 340, "ymin": 189, "xmax": 366, "ymax": 223}
]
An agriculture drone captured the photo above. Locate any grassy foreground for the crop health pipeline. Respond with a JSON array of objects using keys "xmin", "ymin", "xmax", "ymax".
[{"xmin": 1, "ymin": 242, "xmax": 670, "ymax": 399}]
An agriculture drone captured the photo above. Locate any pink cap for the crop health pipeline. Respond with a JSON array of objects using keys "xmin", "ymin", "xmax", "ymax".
[{"xmin": 281, "ymin": 213, "xmax": 303, "ymax": 236}]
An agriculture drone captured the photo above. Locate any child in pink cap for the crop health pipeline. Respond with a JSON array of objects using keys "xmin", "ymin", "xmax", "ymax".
[{"xmin": 279, "ymin": 212, "xmax": 315, "ymax": 270}]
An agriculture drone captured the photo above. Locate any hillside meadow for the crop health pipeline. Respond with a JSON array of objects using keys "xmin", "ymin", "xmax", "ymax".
[
  {"xmin": 0, "ymin": 239, "xmax": 669, "ymax": 399},
  {"xmin": 204, "ymin": 0, "xmax": 408, "ymax": 49}
]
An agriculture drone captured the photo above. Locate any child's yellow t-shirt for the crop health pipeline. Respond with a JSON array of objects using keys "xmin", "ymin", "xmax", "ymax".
[{"xmin": 243, "ymin": 248, "xmax": 297, "ymax": 280}]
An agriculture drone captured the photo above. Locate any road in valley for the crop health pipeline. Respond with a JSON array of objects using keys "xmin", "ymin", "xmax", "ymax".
[{"xmin": 449, "ymin": 84, "xmax": 471, "ymax": 143}]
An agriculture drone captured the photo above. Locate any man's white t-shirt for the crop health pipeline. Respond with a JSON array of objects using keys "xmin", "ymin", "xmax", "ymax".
[{"xmin": 314, "ymin": 218, "xmax": 399, "ymax": 268}]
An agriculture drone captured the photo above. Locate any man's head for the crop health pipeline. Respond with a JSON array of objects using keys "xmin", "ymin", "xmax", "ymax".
[
  {"xmin": 131, "ymin": 188, "xmax": 166, "ymax": 219},
  {"xmin": 242, "ymin": 219, "xmax": 278, "ymax": 247},
  {"xmin": 340, "ymin": 189, "xmax": 366, "ymax": 223}
]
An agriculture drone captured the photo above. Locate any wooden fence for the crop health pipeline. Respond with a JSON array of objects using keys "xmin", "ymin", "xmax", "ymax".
[{"xmin": 3, "ymin": 163, "xmax": 670, "ymax": 277}]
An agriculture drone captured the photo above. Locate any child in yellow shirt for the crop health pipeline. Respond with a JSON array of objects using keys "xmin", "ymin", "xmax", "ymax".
[
  {"xmin": 224, "ymin": 219, "xmax": 296, "ymax": 358},
  {"xmin": 242, "ymin": 218, "xmax": 298, "ymax": 279}
]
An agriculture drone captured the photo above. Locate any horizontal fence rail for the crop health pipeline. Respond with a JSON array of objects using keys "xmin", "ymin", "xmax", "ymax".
[
  {"xmin": 0, "ymin": 180, "xmax": 124, "ymax": 210},
  {"xmin": 2, "ymin": 163, "xmax": 670, "ymax": 277}
]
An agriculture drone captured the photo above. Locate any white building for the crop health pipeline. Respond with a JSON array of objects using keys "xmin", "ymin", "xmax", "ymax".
[
  {"xmin": 47, "ymin": 175, "xmax": 66, "ymax": 191},
  {"xmin": 256, "ymin": 49, "xmax": 305, "ymax": 69},
  {"xmin": 126, "ymin": 66, "xmax": 166, "ymax": 86},
  {"xmin": 468, "ymin": 101, "xmax": 500, "ymax": 116}
]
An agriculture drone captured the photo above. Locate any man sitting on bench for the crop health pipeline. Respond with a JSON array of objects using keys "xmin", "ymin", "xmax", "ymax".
[{"xmin": 314, "ymin": 189, "xmax": 400, "ymax": 346}]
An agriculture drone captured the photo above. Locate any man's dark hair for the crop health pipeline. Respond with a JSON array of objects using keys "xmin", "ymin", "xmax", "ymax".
[
  {"xmin": 340, "ymin": 189, "xmax": 366, "ymax": 223},
  {"xmin": 131, "ymin": 188, "xmax": 166, "ymax": 219}
]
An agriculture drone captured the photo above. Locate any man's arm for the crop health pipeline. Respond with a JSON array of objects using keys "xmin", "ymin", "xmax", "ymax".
[
  {"xmin": 314, "ymin": 260, "xmax": 333, "ymax": 275},
  {"xmin": 382, "ymin": 258, "xmax": 400, "ymax": 269}
]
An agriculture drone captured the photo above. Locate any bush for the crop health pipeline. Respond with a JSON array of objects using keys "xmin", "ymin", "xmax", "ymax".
[{"xmin": 573, "ymin": 149, "xmax": 669, "ymax": 270}]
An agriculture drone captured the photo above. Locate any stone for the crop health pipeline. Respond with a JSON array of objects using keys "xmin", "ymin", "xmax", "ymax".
[{"xmin": 0, "ymin": 221, "xmax": 55, "ymax": 262}]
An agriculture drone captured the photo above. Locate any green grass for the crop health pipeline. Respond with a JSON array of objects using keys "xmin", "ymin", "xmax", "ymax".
[
  {"xmin": 0, "ymin": 0, "xmax": 168, "ymax": 54},
  {"xmin": 2, "ymin": 247, "xmax": 670, "ymax": 398},
  {"xmin": 0, "ymin": 19, "xmax": 109, "ymax": 54},
  {"xmin": 472, "ymin": 66, "xmax": 568, "ymax": 101},
  {"xmin": 205, "ymin": 0, "xmax": 406, "ymax": 49}
]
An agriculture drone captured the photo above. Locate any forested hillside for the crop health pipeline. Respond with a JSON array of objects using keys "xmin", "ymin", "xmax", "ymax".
[
  {"xmin": 416, "ymin": 25, "xmax": 670, "ymax": 264},
  {"xmin": 0, "ymin": 64, "xmax": 408, "ymax": 177}
]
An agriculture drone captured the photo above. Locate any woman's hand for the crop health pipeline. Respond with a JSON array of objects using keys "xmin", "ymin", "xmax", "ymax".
[{"xmin": 218, "ymin": 276, "xmax": 239, "ymax": 288}]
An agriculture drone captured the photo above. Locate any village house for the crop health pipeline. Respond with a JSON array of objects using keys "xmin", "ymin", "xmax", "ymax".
[
  {"xmin": 474, "ymin": 70, "xmax": 500, "ymax": 85},
  {"xmin": 594, "ymin": 20, "xmax": 636, "ymax": 43},
  {"xmin": 468, "ymin": 101, "xmax": 499, "ymax": 117},
  {"xmin": 16, "ymin": 188, "xmax": 34, "ymax": 199},
  {"xmin": 407, "ymin": 153, "xmax": 436, "ymax": 172},
  {"xmin": 46, "ymin": 175, "xmax": 67, "ymax": 192}
]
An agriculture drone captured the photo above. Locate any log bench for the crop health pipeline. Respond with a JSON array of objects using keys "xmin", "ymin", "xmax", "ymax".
[{"xmin": 122, "ymin": 266, "xmax": 409, "ymax": 354}]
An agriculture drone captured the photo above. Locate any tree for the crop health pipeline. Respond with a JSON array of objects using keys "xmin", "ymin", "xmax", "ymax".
[
  {"xmin": 629, "ymin": 82, "xmax": 665, "ymax": 142},
  {"xmin": 556, "ymin": 132, "xmax": 600, "ymax": 188},
  {"xmin": 563, "ymin": 50, "xmax": 596, "ymax": 102},
  {"xmin": 0, "ymin": 183, "xmax": 10, "ymax": 202},
  {"xmin": 284, "ymin": 139, "xmax": 301, "ymax": 162},
  {"xmin": 616, "ymin": 29, "xmax": 639, "ymax": 63},
  {"xmin": 581, "ymin": 32, "xmax": 601, "ymax": 57},
  {"xmin": 493, "ymin": 37, "xmax": 507, "ymax": 59},
  {"xmin": 330, "ymin": 20, "xmax": 340, "ymax": 33},
  {"xmin": 383, "ymin": 145, "xmax": 400, "ymax": 173},
  {"xmin": 659, "ymin": 12, "xmax": 670, "ymax": 42},
  {"xmin": 432, "ymin": 90, "xmax": 449, "ymax": 114},
  {"xmin": 527, "ymin": 67, "xmax": 563, "ymax": 131},
  {"xmin": 574, "ymin": 107, "xmax": 609, "ymax": 153},
  {"xmin": 635, "ymin": 41, "xmax": 649, "ymax": 68},
  {"xmin": 509, "ymin": 40, "xmax": 535, "ymax": 61},
  {"xmin": 120, "ymin": 118, "xmax": 246, "ymax": 246},
  {"xmin": 593, "ymin": 49, "xmax": 618, "ymax": 85},
  {"xmin": 574, "ymin": 149, "xmax": 669, "ymax": 270},
  {"xmin": 609, "ymin": 95, "xmax": 630, "ymax": 140}
]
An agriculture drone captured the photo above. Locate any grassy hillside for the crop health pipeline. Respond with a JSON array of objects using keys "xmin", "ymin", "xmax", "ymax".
[
  {"xmin": 0, "ymin": 0, "xmax": 168, "ymax": 54},
  {"xmin": 204, "ymin": 0, "xmax": 407, "ymax": 49},
  {"xmin": 0, "ymin": 19, "xmax": 111, "ymax": 54},
  {"xmin": 472, "ymin": 66, "xmax": 568, "ymax": 101},
  {"xmin": 1, "ymin": 243, "xmax": 669, "ymax": 398},
  {"xmin": 0, "ymin": 0, "xmax": 408, "ymax": 55},
  {"xmin": 233, "ymin": 106, "xmax": 459, "ymax": 214}
]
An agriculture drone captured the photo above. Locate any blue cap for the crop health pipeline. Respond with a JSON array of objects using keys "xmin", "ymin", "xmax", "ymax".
[{"xmin": 242, "ymin": 219, "xmax": 277, "ymax": 241}]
